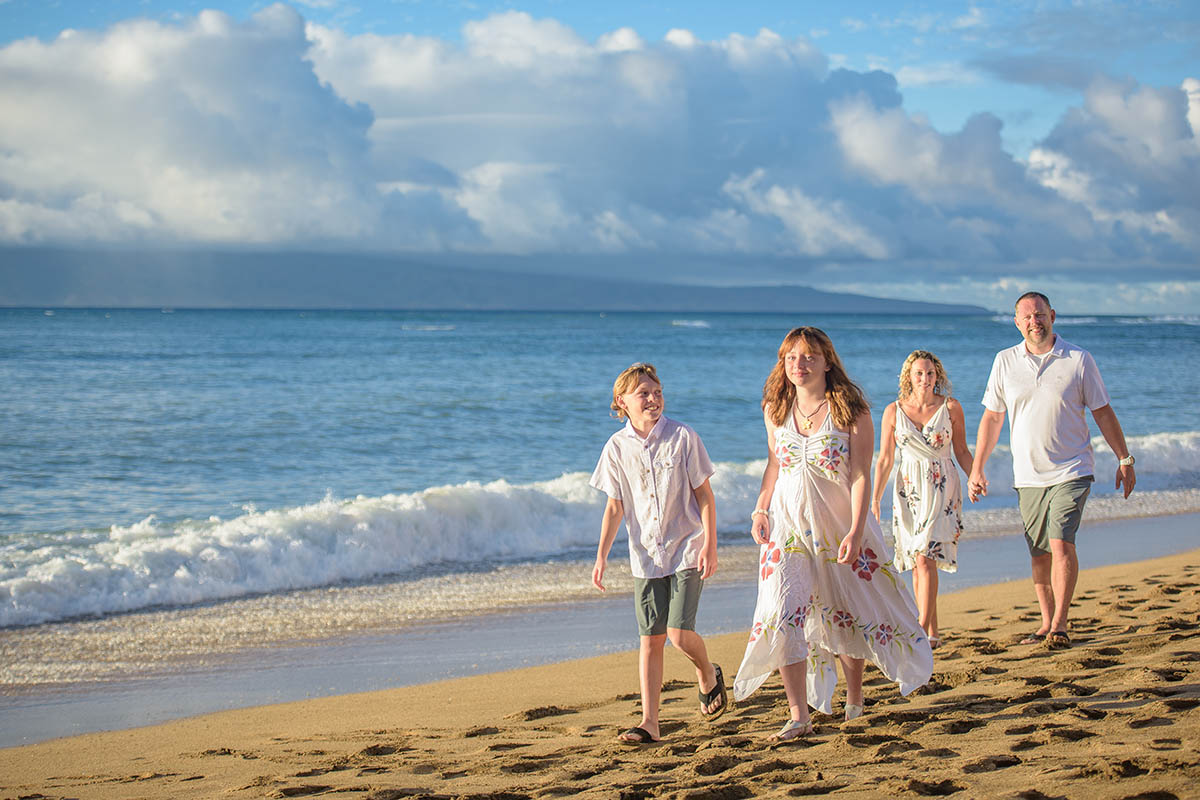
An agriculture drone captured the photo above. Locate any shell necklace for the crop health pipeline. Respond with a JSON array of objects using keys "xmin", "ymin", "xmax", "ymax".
[{"xmin": 795, "ymin": 399, "xmax": 828, "ymax": 431}]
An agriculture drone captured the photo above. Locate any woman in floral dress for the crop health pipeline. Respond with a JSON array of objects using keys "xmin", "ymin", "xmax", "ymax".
[
  {"xmin": 732, "ymin": 328, "xmax": 932, "ymax": 742},
  {"xmin": 872, "ymin": 351, "xmax": 974, "ymax": 649}
]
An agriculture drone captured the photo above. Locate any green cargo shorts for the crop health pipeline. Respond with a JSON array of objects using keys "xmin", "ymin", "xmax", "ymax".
[
  {"xmin": 1016, "ymin": 477, "xmax": 1093, "ymax": 555},
  {"xmin": 633, "ymin": 568, "xmax": 703, "ymax": 636}
]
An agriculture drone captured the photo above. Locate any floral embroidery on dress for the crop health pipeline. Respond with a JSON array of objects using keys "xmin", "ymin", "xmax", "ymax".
[
  {"xmin": 810, "ymin": 435, "xmax": 847, "ymax": 478},
  {"xmin": 760, "ymin": 542, "xmax": 783, "ymax": 580},
  {"xmin": 853, "ymin": 548, "xmax": 880, "ymax": 581}
]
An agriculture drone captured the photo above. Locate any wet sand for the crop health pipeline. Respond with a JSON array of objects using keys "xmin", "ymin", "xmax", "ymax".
[{"xmin": 2, "ymin": 547, "xmax": 1197, "ymax": 799}]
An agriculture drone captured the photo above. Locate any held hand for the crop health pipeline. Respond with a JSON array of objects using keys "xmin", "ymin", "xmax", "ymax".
[
  {"xmin": 751, "ymin": 514, "xmax": 770, "ymax": 546},
  {"xmin": 1116, "ymin": 465, "xmax": 1136, "ymax": 498},
  {"xmin": 967, "ymin": 469, "xmax": 988, "ymax": 503},
  {"xmin": 592, "ymin": 558, "xmax": 606, "ymax": 592},
  {"xmin": 836, "ymin": 531, "xmax": 862, "ymax": 565}
]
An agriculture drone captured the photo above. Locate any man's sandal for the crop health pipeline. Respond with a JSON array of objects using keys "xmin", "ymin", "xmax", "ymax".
[
  {"xmin": 699, "ymin": 664, "xmax": 728, "ymax": 720},
  {"xmin": 618, "ymin": 726, "xmax": 659, "ymax": 744}
]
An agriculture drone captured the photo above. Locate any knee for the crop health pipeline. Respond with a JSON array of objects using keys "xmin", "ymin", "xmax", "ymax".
[
  {"xmin": 666, "ymin": 627, "xmax": 698, "ymax": 650},
  {"xmin": 641, "ymin": 634, "xmax": 667, "ymax": 652}
]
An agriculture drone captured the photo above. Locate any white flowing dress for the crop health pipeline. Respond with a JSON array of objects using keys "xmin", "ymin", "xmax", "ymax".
[
  {"xmin": 732, "ymin": 411, "xmax": 933, "ymax": 714},
  {"xmin": 891, "ymin": 402, "xmax": 963, "ymax": 573}
]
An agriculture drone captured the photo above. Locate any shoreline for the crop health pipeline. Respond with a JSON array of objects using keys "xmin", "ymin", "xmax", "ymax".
[
  {"xmin": 1, "ymin": 546, "xmax": 1197, "ymax": 799},
  {"xmin": 1, "ymin": 512, "xmax": 1197, "ymax": 751}
]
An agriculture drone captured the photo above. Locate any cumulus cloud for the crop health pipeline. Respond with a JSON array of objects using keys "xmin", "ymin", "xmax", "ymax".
[
  {"xmin": 0, "ymin": 5, "xmax": 382, "ymax": 245},
  {"xmin": 0, "ymin": 3, "xmax": 1197, "ymax": 310}
]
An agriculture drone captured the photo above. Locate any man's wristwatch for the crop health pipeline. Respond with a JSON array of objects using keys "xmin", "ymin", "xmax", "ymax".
[{"xmin": 1119, "ymin": 455, "xmax": 1135, "ymax": 466}]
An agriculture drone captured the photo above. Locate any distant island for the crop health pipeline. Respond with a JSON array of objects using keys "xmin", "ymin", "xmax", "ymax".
[{"xmin": 0, "ymin": 249, "xmax": 988, "ymax": 314}]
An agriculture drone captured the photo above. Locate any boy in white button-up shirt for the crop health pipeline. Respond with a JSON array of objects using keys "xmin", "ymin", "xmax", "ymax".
[{"xmin": 590, "ymin": 362, "xmax": 724, "ymax": 744}]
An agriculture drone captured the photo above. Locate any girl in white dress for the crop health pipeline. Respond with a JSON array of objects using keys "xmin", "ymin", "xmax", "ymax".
[
  {"xmin": 872, "ymin": 351, "xmax": 974, "ymax": 649},
  {"xmin": 733, "ymin": 328, "xmax": 933, "ymax": 742}
]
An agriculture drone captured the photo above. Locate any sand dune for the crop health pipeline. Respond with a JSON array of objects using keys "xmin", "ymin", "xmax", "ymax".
[{"xmin": 2, "ymin": 549, "xmax": 1197, "ymax": 799}]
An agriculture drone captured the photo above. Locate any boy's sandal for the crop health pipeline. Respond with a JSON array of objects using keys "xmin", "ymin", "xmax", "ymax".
[
  {"xmin": 1019, "ymin": 632, "xmax": 1046, "ymax": 645},
  {"xmin": 618, "ymin": 727, "xmax": 659, "ymax": 744},
  {"xmin": 769, "ymin": 719, "xmax": 813, "ymax": 742},
  {"xmin": 699, "ymin": 664, "xmax": 728, "ymax": 720},
  {"xmin": 1045, "ymin": 631, "xmax": 1071, "ymax": 649}
]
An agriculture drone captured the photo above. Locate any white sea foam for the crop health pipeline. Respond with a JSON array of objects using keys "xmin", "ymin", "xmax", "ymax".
[
  {"xmin": 671, "ymin": 319, "xmax": 712, "ymax": 328},
  {"xmin": 2, "ymin": 431, "xmax": 1196, "ymax": 628}
]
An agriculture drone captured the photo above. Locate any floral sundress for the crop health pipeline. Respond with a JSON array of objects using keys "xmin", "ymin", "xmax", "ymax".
[
  {"xmin": 732, "ymin": 411, "xmax": 932, "ymax": 714},
  {"xmin": 891, "ymin": 401, "xmax": 963, "ymax": 573}
]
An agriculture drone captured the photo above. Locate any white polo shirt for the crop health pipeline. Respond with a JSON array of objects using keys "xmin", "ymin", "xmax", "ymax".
[
  {"xmin": 981, "ymin": 335, "xmax": 1111, "ymax": 488},
  {"xmin": 590, "ymin": 416, "xmax": 715, "ymax": 579}
]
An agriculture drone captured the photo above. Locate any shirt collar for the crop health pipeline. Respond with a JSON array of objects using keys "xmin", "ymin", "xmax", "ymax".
[
  {"xmin": 622, "ymin": 415, "xmax": 667, "ymax": 443},
  {"xmin": 1023, "ymin": 333, "xmax": 1064, "ymax": 360}
]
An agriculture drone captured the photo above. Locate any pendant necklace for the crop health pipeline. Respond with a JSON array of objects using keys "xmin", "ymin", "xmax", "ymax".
[{"xmin": 796, "ymin": 399, "xmax": 828, "ymax": 431}]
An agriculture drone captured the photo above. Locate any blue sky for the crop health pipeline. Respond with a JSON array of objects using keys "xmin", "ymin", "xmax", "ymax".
[{"xmin": 1, "ymin": 0, "xmax": 1198, "ymax": 311}]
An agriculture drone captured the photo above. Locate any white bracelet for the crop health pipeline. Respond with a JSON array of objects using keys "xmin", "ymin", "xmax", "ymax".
[{"xmin": 751, "ymin": 508, "xmax": 770, "ymax": 519}]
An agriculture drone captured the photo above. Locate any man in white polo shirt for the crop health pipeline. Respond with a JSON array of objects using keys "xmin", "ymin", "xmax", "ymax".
[{"xmin": 968, "ymin": 291, "xmax": 1136, "ymax": 649}]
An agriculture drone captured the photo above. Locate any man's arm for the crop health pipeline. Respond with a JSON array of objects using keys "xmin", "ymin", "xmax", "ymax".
[
  {"xmin": 1091, "ymin": 404, "xmax": 1136, "ymax": 498},
  {"xmin": 968, "ymin": 409, "xmax": 1005, "ymax": 501}
]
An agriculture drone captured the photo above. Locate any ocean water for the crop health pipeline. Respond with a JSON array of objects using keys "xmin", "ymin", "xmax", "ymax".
[
  {"xmin": 1, "ymin": 308, "xmax": 1199, "ymax": 744},
  {"xmin": 2, "ymin": 309, "xmax": 1198, "ymax": 633}
]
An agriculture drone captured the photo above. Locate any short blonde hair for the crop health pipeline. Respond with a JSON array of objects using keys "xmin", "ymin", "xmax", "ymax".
[
  {"xmin": 611, "ymin": 362, "xmax": 661, "ymax": 420},
  {"xmin": 898, "ymin": 350, "xmax": 952, "ymax": 400}
]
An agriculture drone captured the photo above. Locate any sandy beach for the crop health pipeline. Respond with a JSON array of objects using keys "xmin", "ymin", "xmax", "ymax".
[{"xmin": 2, "ymin": 548, "xmax": 1197, "ymax": 799}]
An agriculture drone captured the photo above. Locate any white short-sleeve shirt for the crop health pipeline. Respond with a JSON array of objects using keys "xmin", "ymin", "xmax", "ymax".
[
  {"xmin": 981, "ymin": 335, "xmax": 1111, "ymax": 487},
  {"xmin": 589, "ymin": 416, "xmax": 716, "ymax": 579}
]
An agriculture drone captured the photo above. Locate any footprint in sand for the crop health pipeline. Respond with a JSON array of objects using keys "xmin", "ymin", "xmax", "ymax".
[
  {"xmin": 961, "ymin": 754, "xmax": 1021, "ymax": 773},
  {"xmin": 898, "ymin": 777, "xmax": 965, "ymax": 796},
  {"xmin": 1129, "ymin": 716, "xmax": 1173, "ymax": 729},
  {"xmin": 511, "ymin": 705, "xmax": 576, "ymax": 721}
]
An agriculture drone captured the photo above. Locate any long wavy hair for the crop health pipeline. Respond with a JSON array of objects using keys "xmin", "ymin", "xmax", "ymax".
[
  {"xmin": 763, "ymin": 327, "xmax": 869, "ymax": 429},
  {"xmin": 897, "ymin": 350, "xmax": 952, "ymax": 401}
]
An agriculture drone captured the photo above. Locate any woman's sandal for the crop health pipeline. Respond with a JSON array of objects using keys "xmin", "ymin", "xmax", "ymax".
[
  {"xmin": 928, "ymin": 635, "xmax": 942, "ymax": 650},
  {"xmin": 844, "ymin": 703, "xmax": 863, "ymax": 722},
  {"xmin": 699, "ymin": 664, "xmax": 728, "ymax": 720},
  {"xmin": 769, "ymin": 719, "xmax": 813, "ymax": 742}
]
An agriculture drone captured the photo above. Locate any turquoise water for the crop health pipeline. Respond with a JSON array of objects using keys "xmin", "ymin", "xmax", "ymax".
[{"xmin": 1, "ymin": 309, "xmax": 1198, "ymax": 627}]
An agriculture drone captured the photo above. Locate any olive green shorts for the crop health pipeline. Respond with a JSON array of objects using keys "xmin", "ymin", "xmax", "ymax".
[
  {"xmin": 633, "ymin": 569, "xmax": 703, "ymax": 636},
  {"xmin": 1016, "ymin": 477, "xmax": 1093, "ymax": 556}
]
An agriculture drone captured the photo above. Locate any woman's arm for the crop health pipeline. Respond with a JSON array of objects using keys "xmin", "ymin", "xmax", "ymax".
[
  {"xmin": 871, "ymin": 402, "xmax": 897, "ymax": 520},
  {"xmin": 947, "ymin": 398, "xmax": 974, "ymax": 477},
  {"xmin": 838, "ymin": 409, "xmax": 876, "ymax": 565},
  {"xmin": 751, "ymin": 407, "xmax": 781, "ymax": 545}
]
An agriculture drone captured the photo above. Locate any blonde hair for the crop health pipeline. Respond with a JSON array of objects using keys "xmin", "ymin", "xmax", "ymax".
[
  {"xmin": 610, "ymin": 362, "xmax": 661, "ymax": 420},
  {"xmin": 763, "ymin": 327, "xmax": 869, "ymax": 429},
  {"xmin": 898, "ymin": 350, "xmax": 952, "ymax": 400}
]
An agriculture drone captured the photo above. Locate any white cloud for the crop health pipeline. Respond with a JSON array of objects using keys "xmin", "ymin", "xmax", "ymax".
[
  {"xmin": 0, "ymin": 4, "xmax": 379, "ymax": 245},
  {"xmin": 895, "ymin": 62, "xmax": 980, "ymax": 88},
  {"xmin": 0, "ymin": 4, "xmax": 1195, "ymax": 302}
]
